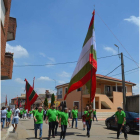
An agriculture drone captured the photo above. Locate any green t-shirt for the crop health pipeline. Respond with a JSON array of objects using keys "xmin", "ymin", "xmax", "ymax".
[
  {"xmin": 32, "ymin": 110, "xmax": 36, "ymax": 116},
  {"xmin": 20, "ymin": 110, "xmax": 23, "ymax": 115},
  {"xmin": 46, "ymin": 109, "xmax": 58, "ymax": 122},
  {"xmin": 84, "ymin": 110, "xmax": 92, "ymax": 121},
  {"xmin": 6, "ymin": 110, "xmax": 12, "ymax": 118},
  {"xmin": 60, "ymin": 112, "xmax": 69, "ymax": 125},
  {"xmin": 72, "ymin": 109, "xmax": 78, "ymax": 118},
  {"xmin": 24, "ymin": 110, "xmax": 27, "ymax": 113},
  {"xmin": 115, "ymin": 111, "xmax": 126, "ymax": 124},
  {"xmin": 93, "ymin": 111, "xmax": 96, "ymax": 115},
  {"xmin": 57, "ymin": 110, "xmax": 62, "ymax": 120},
  {"xmin": 29, "ymin": 111, "xmax": 32, "ymax": 114},
  {"xmin": 34, "ymin": 110, "xmax": 43, "ymax": 124}
]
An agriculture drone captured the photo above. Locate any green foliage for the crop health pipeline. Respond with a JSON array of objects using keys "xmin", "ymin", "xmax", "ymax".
[
  {"xmin": 44, "ymin": 97, "xmax": 48, "ymax": 107},
  {"xmin": 51, "ymin": 94, "xmax": 55, "ymax": 106}
]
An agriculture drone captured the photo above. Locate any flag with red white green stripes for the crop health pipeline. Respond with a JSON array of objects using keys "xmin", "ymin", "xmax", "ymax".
[
  {"xmin": 64, "ymin": 10, "xmax": 97, "ymax": 103},
  {"xmin": 25, "ymin": 79, "xmax": 38, "ymax": 111}
]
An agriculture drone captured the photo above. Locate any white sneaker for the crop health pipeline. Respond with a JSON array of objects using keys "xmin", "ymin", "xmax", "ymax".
[{"xmin": 120, "ymin": 131, "xmax": 122, "ymax": 135}]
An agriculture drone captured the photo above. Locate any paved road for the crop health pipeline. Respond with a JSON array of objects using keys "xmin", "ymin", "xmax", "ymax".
[{"xmin": 4, "ymin": 119, "xmax": 139, "ymax": 140}]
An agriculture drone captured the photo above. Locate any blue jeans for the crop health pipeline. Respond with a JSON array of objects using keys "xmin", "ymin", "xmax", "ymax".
[
  {"xmin": 35, "ymin": 123, "xmax": 43, "ymax": 138},
  {"xmin": 12, "ymin": 118, "xmax": 19, "ymax": 124},
  {"xmin": 6, "ymin": 118, "xmax": 11, "ymax": 122},
  {"xmin": 72, "ymin": 118, "xmax": 77, "ymax": 128},
  {"xmin": 1, "ymin": 118, "xmax": 6, "ymax": 128},
  {"xmin": 93, "ymin": 115, "xmax": 98, "ymax": 121},
  {"xmin": 86, "ymin": 120, "xmax": 92, "ymax": 135}
]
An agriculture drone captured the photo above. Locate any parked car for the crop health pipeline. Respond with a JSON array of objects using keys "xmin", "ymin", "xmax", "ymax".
[{"xmin": 105, "ymin": 111, "xmax": 139, "ymax": 133}]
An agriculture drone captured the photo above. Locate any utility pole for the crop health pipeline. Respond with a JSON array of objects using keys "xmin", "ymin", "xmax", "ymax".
[{"xmin": 121, "ymin": 53, "xmax": 126, "ymax": 111}]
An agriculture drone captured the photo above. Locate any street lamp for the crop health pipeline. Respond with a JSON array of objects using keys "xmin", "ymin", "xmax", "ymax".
[
  {"xmin": 114, "ymin": 44, "xmax": 120, "ymax": 59},
  {"xmin": 53, "ymin": 79, "xmax": 56, "ymax": 90}
]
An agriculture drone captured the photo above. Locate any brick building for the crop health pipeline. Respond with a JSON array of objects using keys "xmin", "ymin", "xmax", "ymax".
[{"xmin": 1, "ymin": 0, "xmax": 17, "ymax": 80}]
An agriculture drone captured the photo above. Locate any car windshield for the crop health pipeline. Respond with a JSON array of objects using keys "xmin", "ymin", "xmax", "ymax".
[{"xmin": 129, "ymin": 112, "xmax": 139, "ymax": 118}]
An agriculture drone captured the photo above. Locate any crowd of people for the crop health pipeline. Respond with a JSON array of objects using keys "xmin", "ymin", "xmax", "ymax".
[{"xmin": 1, "ymin": 104, "xmax": 127, "ymax": 140}]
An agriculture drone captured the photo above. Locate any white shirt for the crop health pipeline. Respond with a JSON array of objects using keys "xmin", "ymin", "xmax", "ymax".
[{"xmin": 13, "ymin": 108, "xmax": 20, "ymax": 118}]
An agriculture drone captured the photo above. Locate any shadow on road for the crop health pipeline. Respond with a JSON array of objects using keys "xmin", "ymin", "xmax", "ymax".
[
  {"xmin": 26, "ymin": 129, "xmax": 34, "ymax": 130},
  {"xmin": 76, "ymin": 135, "xmax": 87, "ymax": 137},
  {"xmin": 107, "ymin": 137, "xmax": 124, "ymax": 139}
]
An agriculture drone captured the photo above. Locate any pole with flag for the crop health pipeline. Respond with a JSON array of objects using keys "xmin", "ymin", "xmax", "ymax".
[
  {"xmin": 64, "ymin": 10, "xmax": 97, "ymax": 103},
  {"xmin": 33, "ymin": 77, "xmax": 35, "ymax": 89},
  {"xmin": 24, "ymin": 79, "xmax": 39, "ymax": 112},
  {"xmin": 16, "ymin": 96, "xmax": 18, "ymax": 107},
  {"xmin": 5, "ymin": 95, "xmax": 7, "ymax": 106}
]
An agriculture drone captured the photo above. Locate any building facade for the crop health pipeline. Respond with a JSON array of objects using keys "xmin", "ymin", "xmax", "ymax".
[
  {"xmin": 1, "ymin": 0, "xmax": 17, "ymax": 80},
  {"xmin": 56, "ymin": 74, "xmax": 136, "ymax": 117}
]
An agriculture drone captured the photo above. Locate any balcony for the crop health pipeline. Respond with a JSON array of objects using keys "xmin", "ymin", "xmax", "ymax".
[
  {"xmin": 1, "ymin": 52, "xmax": 14, "ymax": 80},
  {"xmin": 7, "ymin": 17, "xmax": 17, "ymax": 41}
]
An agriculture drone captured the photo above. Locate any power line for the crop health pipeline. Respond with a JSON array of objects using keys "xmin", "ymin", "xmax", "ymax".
[
  {"xmin": 13, "ymin": 54, "xmax": 120, "ymax": 67},
  {"xmin": 124, "ymin": 55, "xmax": 139, "ymax": 64},
  {"xmin": 96, "ymin": 11, "xmax": 139, "ymax": 68}
]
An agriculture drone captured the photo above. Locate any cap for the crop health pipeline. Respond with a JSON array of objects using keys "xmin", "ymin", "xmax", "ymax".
[{"xmin": 117, "ymin": 107, "xmax": 122, "ymax": 110}]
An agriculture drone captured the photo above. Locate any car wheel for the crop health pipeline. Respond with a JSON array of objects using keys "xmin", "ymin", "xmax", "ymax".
[
  {"xmin": 125, "ymin": 124, "xmax": 131, "ymax": 133},
  {"xmin": 107, "ymin": 122, "xmax": 111, "ymax": 129}
]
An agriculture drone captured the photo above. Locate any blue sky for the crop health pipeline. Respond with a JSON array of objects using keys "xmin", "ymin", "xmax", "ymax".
[{"xmin": 1, "ymin": 0, "xmax": 139, "ymax": 103}]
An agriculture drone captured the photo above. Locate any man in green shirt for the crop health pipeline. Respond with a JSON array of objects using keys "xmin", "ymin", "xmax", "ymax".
[
  {"xmin": 59, "ymin": 108, "xmax": 71, "ymax": 140},
  {"xmin": 55, "ymin": 106, "xmax": 62, "ymax": 136},
  {"xmin": 71, "ymin": 106, "xmax": 78, "ymax": 129},
  {"xmin": 6, "ymin": 107, "xmax": 12, "ymax": 128},
  {"xmin": 93, "ymin": 109, "xmax": 98, "ymax": 121},
  {"xmin": 46, "ymin": 104, "xmax": 58, "ymax": 140},
  {"xmin": 34, "ymin": 106, "xmax": 43, "ymax": 140},
  {"xmin": 115, "ymin": 107, "xmax": 127, "ymax": 139},
  {"xmin": 84, "ymin": 105, "xmax": 93, "ymax": 137}
]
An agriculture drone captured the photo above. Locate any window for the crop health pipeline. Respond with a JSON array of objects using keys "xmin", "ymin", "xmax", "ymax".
[
  {"xmin": 1, "ymin": 0, "xmax": 6, "ymax": 26},
  {"xmin": 112, "ymin": 86, "xmax": 127, "ymax": 93},
  {"xmin": 57, "ymin": 88, "xmax": 62, "ymax": 99},
  {"xmin": 73, "ymin": 101, "xmax": 79, "ymax": 109},
  {"xmin": 77, "ymin": 88, "xmax": 81, "ymax": 92},
  {"xmin": 65, "ymin": 87, "xmax": 68, "ymax": 94}
]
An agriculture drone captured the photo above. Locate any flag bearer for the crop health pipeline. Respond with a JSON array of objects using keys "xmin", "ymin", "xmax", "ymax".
[
  {"xmin": 6, "ymin": 107, "xmax": 12, "ymax": 128},
  {"xmin": 34, "ymin": 106, "xmax": 43, "ymax": 140},
  {"xmin": 115, "ymin": 107, "xmax": 127, "ymax": 140},
  {"xmin": 71, "ymin": 106, "xmax": 78, "ymax": 129},
  {"xmin": 59, "ymin": 108, "xmax": 71, "ymax": 140},
  {"xmin": 46, "ymin": 104, "xmax": 58, "ymax": 140},
  {"xmin": 84, "ymin": 106, "xmax": 92, "ymax": 137}
]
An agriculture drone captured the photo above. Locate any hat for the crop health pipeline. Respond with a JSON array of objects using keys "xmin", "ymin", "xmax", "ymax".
[{"xmin": 117, "ymin": 107, "xmax": 122, "ymax": 110}]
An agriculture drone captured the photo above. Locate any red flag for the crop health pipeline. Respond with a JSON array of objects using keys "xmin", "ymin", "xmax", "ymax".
[
  {"xmin": 25, "ymin": 79, "xmax": 38, "ymax": 112},
  {"xmin": 5, "ymin": 95, "xmax": 7, "ymax": 106},
  {"xmin": 33, "ymin": 77, "xmax": 35, "ymax": 89}
]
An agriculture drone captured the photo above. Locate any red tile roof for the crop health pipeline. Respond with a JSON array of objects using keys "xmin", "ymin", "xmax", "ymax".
[{"xmin": 56, "ymin": 74, "xmax": 136, "ymax": 88}]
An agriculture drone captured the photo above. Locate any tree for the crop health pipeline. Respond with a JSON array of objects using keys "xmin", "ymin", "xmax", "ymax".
[
  {"xmin": 44, "ymin": 97, "xmax": 48, "ymax": 107},
  {"xmin": 51, "ymin": 94, "xmax": 55, "ymax": 106}
]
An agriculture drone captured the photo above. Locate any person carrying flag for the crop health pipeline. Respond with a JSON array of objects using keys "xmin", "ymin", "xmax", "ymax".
[
  {"xmin": 59, "ymin": 108, "xmax": 71, "ymax": 140},
  {"xmin": 34, "ymin": 106, "xmax": 43, "ymax": 140},
  {"xmin": 6, "ymin": 107, "xmax": 12, "ymax": 128},
  {"xmin": 71, "ymin": 106, "xmax": 78, "ymax": 129},
  {"xmin": 46, "ymin": 104, "xmax": 58, "ymax": 140}
]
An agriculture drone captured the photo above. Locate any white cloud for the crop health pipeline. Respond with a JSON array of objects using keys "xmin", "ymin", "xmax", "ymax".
[
  {"xmin": 38, "ymin": 76, "xmax": 52, "ymax": 81},
  {"xmin": 58, "ymin": 71, "xmax": 71, "ymax": 78},
  {"xmin": 58, "ymin": 80, "xmax": 66, "ymax": 84},
  {"xmin": 15, "ymin": 78, "xmax": 25, "ymax": 84},
  {"xmin": 124, "ymin": 16, "xmax": 139, "ymax": 26},
  {"xmin": 6, "ymin": 43, "xmax": 29, "ymax": 58},
  {"xmin": 39, "ymin": 52, "xmax": 46, "ymax": 57},
  {"xmin": 47, "ymin": 57, "xmax": 55, "ymax": 63},
  {"xmin": 103, "ymin": 46, "xmax": 117, "ymax": 55},
  {"xmin": 13, "ymin": 60, "xmax": 17, "ymax": 65},
  {"xmin": 132, "ymin": 84, "xmax": 139, "ymax": 95}
]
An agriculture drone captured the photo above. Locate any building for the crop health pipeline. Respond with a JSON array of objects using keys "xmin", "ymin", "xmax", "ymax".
[
  {"xmin": 11, "ymin": 94, "xmax": 26, "ymax": 108},
  {"xmin": 1, "ymin": 0, "xmax": 17, "ymax": 80},
  {"xmin": 56, "ymin": 74, "xmax": 136, "ymax": 118}
]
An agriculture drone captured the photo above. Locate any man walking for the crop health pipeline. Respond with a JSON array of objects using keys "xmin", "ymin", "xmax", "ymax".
[
  {"xmin": 1, "ymin": 107, "xmax": 7, "ymax": 130},
  {"xmin": 59, "ymin": 108, "xmax": 71, "ymax": 140},
  {"xmin": 115, "ymin": 107, "xmax": 127, "ymax": 140},
  {"xmin": 6, "ymin": 107, "xmax": 12, "ymax": 128},
  {"xmin": 12, "ymin": 105, "xmax": 20, "ymax": 133},
  {"xmin": 34, "ymin": 106, "xmax": 43, "ymax": 140},
  {"xmin": 93, "ymin": 109, "xmax": 98, "ymax": 121},
  {"xmin": 43, "ymin": 108, "xmax": 47, "ymax": 121},
  {"xmin": 46, "ymin": 104, "xmax": 58, "ymax": 140},
  {"xmin": 71, "ymin": 106, "xmax": 78, "ymax": 129}
]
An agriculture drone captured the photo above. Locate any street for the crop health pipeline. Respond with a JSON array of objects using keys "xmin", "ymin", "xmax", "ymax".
[{"xmin": 2, "ymin": 119, "xmax": 139, "ymax": 140}]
